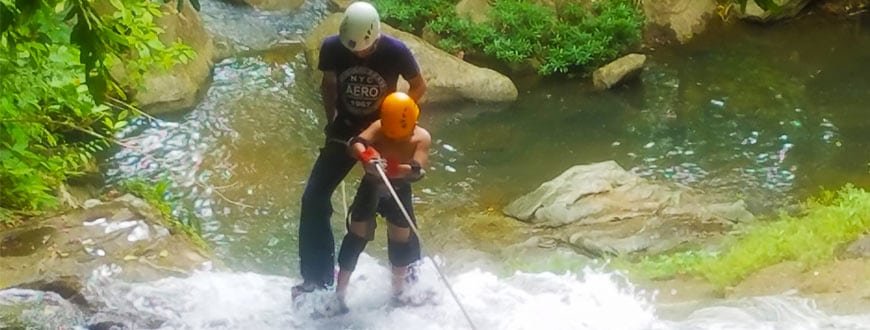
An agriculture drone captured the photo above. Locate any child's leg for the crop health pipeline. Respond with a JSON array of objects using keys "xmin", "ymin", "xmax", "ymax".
[
  {"xmin": 387, "ymin": 224, "xmax": 417, "ymax": 296},
  {"xmin": 381, "ymin": 182, "xmax": 420, "ymax": 296},
  {"xmin": 336, "ymin": 177, "xmax": 379, "ymax": 304}
]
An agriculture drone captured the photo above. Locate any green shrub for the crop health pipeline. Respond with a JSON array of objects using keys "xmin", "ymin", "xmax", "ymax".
[
  {"xmin": 372, "ymin": 0, "xmax": 458, "ymax": 33},
  {"xmin": 0, "ymin": 0, "xmax": 193, "ymax": 212},
  {"xmin": 628, "ymin": 185, "xmax": 870, "ymax": 287},
  {"xmin": 426, "ymin": 0, "xmax": 643, "ymax": 75}
]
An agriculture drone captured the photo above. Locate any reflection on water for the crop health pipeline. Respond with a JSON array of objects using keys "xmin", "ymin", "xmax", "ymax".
[{"xmin": 199, "ymin": 0, "xmax": 329, "ymax": 53}]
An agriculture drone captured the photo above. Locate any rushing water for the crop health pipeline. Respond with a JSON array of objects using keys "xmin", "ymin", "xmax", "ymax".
[
  {"xmin": 4, "ymin": 256, "xmax": 870, "ymax": 329},
  {"xmin": 29, "ymin": 1, "xmax": 866, "ymax": 329}
]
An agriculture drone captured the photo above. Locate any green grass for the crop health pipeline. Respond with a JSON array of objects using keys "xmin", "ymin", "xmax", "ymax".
[{"xmin": 626, "ymin": 185, "xmax": 870, "ymax": 287}]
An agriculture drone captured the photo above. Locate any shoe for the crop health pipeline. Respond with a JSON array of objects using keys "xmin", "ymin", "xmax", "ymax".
[{"xmin": 291, "ymin": 281, "xmax": 327, "ymax": 301}]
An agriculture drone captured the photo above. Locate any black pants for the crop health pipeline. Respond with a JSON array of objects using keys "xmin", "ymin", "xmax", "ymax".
[
  {"xmin": 298, "ymin": 141, "xmax": 357, "ymax": 286},
  {"xmin": 339, "ymin": 176, "xmax": 421, "ymax": 271}
]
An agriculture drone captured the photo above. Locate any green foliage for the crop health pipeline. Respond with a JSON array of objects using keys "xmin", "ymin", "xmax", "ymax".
[
  {"xmin": 371, "ymin": 0, "xmax": 457, "ymax": 33},
  {"xmin": 627, "ymin": 185, "xmax": 870, "ymax": 287},
  {"xmin": 0, "ymin": 0, "xmax": 194, "ymax": 211},
  {"xmin": 425, "ymin": 0, "xmax": 643, "ymax": 75},
  {"xmin": 117, "ymin": 178, "xmax": 206, "ymax": 248}
]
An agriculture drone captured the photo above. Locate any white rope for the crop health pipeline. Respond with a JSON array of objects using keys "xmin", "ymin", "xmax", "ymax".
[
  {"xmin": 341, "ymin": 180, "xmax": 348, "ymax": 220},
  {"xmin": 373, "ymin": 164, "xmax": 478, "ymax": 330}
]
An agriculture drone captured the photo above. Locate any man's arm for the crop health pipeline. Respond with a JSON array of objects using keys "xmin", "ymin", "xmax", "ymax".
[
  {"xmin": 405, "ymin": 74, "xmax": 427, "ymax": 103},
  {"xmin": 321, "ymin": 71, "xmax": 338, "ymax": 130}
]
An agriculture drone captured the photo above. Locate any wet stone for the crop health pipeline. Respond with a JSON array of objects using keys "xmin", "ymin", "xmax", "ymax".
[{"xmin": 0, "ymin": 227, "xmax": 56, "ymax": 257}]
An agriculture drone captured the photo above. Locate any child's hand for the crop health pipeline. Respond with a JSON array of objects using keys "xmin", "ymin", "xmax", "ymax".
[
  {"xmin": 357, "ymin": 146, "xmax": 380, "ymax": 163},
  {"xmin": 363, "ymin": 157, "xmax": 386, "ymax": 176}
]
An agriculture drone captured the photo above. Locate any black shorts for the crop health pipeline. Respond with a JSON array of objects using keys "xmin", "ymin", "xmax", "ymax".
[{"xmin": 348, "ymin": 175, "xmax": 416, "ymax": 239}]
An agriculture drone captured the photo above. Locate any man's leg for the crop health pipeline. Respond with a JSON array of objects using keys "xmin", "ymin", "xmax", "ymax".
[{"xmin": 298, "ymin": 142, "xmax": 356, "ymax": 288}]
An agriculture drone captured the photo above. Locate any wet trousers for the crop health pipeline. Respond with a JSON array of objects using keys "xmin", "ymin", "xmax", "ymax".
[{"xmin": 298, "ymin": 141, "xmax": 356, "ymax": 286}]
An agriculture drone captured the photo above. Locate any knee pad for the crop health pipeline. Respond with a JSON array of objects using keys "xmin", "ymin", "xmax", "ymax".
[
  {"xmin": 338, "ymin": 234, "xmax": 368, "ymax": 272},
  {"xmin": 388, "ymin": 238, "xmax": 420, "ymax": 267}
]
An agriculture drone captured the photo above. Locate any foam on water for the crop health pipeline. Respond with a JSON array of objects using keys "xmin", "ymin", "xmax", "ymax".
[
  {"xmin": 77, "ymin": 254, "xmax": 870, "ymax": 330},
  {"xmin": 83, "ymin": 254, "xmax": 656, "ymax": 329}
]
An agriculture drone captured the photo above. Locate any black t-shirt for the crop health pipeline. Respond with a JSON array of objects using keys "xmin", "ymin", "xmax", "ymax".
[{"xmin": 318, "ymin": 34, "xmax": 421, "ymax": 139}]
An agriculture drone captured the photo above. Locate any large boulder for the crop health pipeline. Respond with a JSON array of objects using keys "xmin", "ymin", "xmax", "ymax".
[
  {"xmin": 303, "ymin": 14, "xmax": 518, "ymax": 104},
  {"xmin": 0, "ymin": 194, "xmax": 217, "ymax": 291},
  {"xmin": 736, "ymin": 0, "xmax": 813, "ymax": 22},
  {"xmin": 133, "ymin": 1, "xmax": 215, "ymax": 115},
  {"xmin": 642, "ymin": 0, "xmax": 717, "ymax": 44},
  {"xmin": 503, "ymin": 161, "xmax": 754, "ymax": 256}
]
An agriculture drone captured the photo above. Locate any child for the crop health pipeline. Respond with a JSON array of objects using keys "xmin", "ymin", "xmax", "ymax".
[{"xmin": 335, "ymin": 91, "xmax": 430, "ymax": 312}]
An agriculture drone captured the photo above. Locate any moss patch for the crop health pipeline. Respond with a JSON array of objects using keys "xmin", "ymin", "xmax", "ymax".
[{"xmin": 625, "ymin": 185, "xmax": 870, "ymax": 287}]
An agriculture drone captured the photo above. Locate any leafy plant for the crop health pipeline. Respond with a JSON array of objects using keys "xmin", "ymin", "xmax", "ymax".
[
  {"xmin": 1, "ymin": 0, "xmax": 195, "ymax": 212},
  {"xmin": 371, "ymin": 0, "xmax": 458, "ymax": 33},
  {"xmin": 626, "ymin": 185, "xmax": 870, "ymax": 287},
  {"xmin": 426, "ymin": 0, "xmax": 643, "ymax": 75}
]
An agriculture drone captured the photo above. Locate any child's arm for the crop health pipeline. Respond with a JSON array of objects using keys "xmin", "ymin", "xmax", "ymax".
[
  {"xmin": 348, "ymin": 121, "xmax": 382, "ymax": 160},
  {"xmin": 403, "ymin": 128, "xmax": 431, "ymax": 181}
]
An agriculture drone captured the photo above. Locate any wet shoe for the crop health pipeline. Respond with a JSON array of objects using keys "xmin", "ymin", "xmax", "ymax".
[{"xmin": 291, "ymin": 282, "xmax": 327, "ymax": 301}]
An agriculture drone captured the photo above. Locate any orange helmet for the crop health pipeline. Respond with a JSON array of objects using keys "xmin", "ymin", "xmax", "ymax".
[{"xmin": 380, "ymin": 92, "xmax": 419, "ymax": 139}]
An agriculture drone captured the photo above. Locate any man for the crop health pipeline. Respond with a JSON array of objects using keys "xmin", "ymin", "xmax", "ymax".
[
  {"xmin": 336, "ymin": 92, "xmax": 430, "ymax": 312},
  {"xmin": 295, "ymin": 1, "xmax": 427, "ymax": 295}
]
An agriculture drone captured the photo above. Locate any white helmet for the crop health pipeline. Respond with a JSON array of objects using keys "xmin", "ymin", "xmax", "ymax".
[{"xmin": 339, "ymin": 2, "xmax": 381, "ymax": 52}]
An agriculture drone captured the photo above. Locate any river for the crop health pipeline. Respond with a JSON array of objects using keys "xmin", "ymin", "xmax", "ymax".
[{"xmin": 16, "ymin": 0, "xmax": 870, "ymax": 329}]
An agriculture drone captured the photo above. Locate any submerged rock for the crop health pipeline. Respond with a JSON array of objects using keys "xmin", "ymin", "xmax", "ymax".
[
  {"xmin": 503, "ymin": 161, "xmax": 754, "ymax": 256},
  {"xmin": 592, "ymin": 53, "xmax": 647, "ymax": 90}
]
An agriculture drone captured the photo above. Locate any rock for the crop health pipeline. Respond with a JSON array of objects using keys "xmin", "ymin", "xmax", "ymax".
[
  {"xmin": 0, "ymin": 289, "xmax": 85, "ymax": 329},
  {"xmin": 328, "ymin": 0, "xmax": 354, "ymax": 12},
  {"xmin": 303, "ymin": 14, "xmax": 518, "ymax": 104},
  {"xmin": 642, "ymin": 0, "xmax": 716, "ymax": 44},
  {"xmin": 816, "ymin": 0, "xmax": 870, "ymax": 16},
  {"xmin": 730, "ymin": 259, "xmax": 870, "ymax": 314},
  {"xmin": 592, "ymin": 53, "xmax": 647, "ymax": 90},
  {"xmin": 737, "ymin": 0, "xmax": 812, "ymax": 22},
  {"xmin": 503, "ymin": 161, "xmax": 753, "ymax": 256},
  {"xmin": 846, "ymin": 235, "xmax": 870, "ymax": 258},
  {"xmin": 83, "ymin": 199, "xmax": 104, "ymax": 209},
  {"xmin": 130, "ymin": 1, "xmax": 215, "ymax": 115},
  {"xmin": 0, "ymin": 194, "xmax": 218, "ymax": 291},
  {"xmin": 236, "ymin": 0, "xmax": 304, "ymax": 11},
  {"xmin": 456, "ymin": 0, "xmax": 492, "ymax": 24}
]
